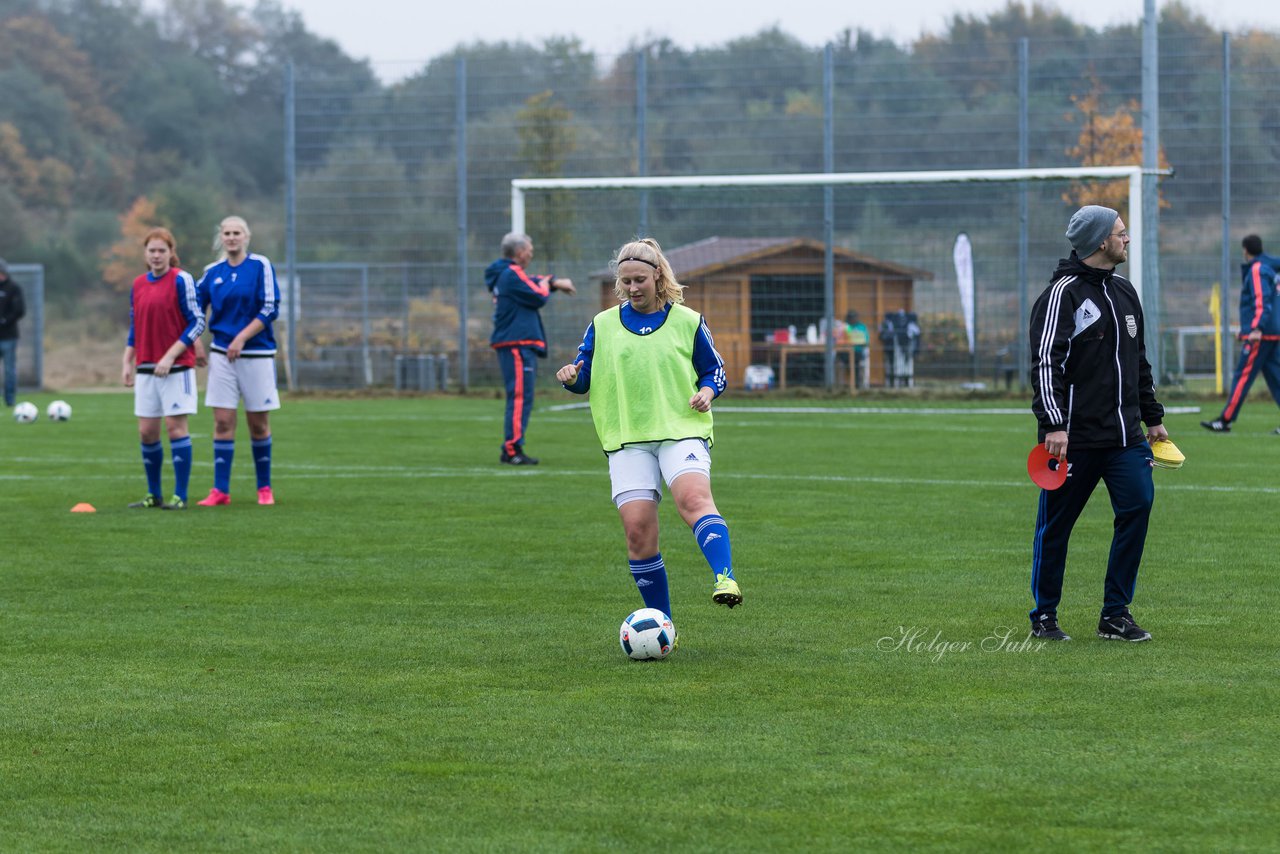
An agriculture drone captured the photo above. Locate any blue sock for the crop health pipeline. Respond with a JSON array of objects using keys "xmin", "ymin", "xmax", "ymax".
[
  {"xmin": 693, "ymin": 514, "xmax": 734, "ymax": 580},
  {"xmin": 170, "ymin": 436, "xmax": 192, "ymax": 501},
  {"xmin": 213, "ymin": 439, "xmax": 235, "ymax": 494},
  {"xmin": 630, "ymin": 554, "xmax": 672, "ymax": 618},
  {"xmin": 251, "ymin": 435, "xmax": 272, "ymax": 489},
  {"xmin": 141, "ymin": 441, "xmax": 163, "ymax": 497}
]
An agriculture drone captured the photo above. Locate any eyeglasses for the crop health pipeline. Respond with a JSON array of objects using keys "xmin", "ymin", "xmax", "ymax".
[{"xmin": 1109, "ymin": 230, "xmax": 1129, "ymax": 239}]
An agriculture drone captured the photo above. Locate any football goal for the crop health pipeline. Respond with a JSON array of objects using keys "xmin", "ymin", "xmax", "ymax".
[{"xmin": 511, "ymin": 166, "xmax": 1170, "ymax": 391}]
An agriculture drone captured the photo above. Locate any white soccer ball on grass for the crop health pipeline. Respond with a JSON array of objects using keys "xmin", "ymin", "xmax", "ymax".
[
  {"xmin": 619, "ymin": 608, "xmax": 676, "ymax": 660},
  {"xmin": 47, "ymin": 400, "xmax": 72, "ymax": 422},
  {"xmin": 13, "ymin": 401, "xmax": 38, "ymax": 423}
]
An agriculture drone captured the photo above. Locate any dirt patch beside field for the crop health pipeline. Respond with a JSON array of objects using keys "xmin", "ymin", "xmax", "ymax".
[{"xmin": 44, "ymin": 334, "xmax": 127, "ymax": 391}]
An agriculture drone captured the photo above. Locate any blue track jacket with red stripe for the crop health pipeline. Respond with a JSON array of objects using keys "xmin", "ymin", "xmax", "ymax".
[
  {"xmin": 1238, "ymin": 254, "xmax": 1280, "ymax": 339},
  {"xmin": 486, "ymin": 258, "xmax": 554, "ymax": 355}
]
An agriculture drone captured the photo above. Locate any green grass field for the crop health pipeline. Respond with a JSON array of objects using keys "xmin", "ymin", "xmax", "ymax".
[{"xmin": 2, "ymin": 390, "xmax": 1277, "ymax": 851}]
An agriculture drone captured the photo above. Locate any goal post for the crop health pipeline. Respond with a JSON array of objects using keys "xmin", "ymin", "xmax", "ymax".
[{"xmin": 511, "ymin": 165, "xmax": 1172, "ymax": 390}]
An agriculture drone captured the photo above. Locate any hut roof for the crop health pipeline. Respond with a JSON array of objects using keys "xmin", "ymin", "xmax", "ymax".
[{"xmin": 592, "ymin": 236, "xmax": 934, "ymax": 281}]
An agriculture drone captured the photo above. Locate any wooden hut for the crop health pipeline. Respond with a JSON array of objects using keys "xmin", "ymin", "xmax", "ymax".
[{"xmin": 595, "ymin": 237, "xmax": 933, "ymax": 389}]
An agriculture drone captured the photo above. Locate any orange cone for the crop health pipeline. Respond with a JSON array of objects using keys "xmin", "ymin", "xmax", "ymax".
[{"xmin": 70, "ymin": 503, "xmax": 97, "ymax": 513}]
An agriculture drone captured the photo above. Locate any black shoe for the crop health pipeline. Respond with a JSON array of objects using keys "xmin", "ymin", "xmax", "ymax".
[
  {"xmin": 127, "ymin": 494, "xmax": 163, "ymax": 509},
  {"xmin": 1031, "ymin": 614, "xmax": 1071, "ymax": 641},
  {"xmin": 1097, "ymin": 611, "xmax": 1152, "ymax": 642},
  {"xmin": 500, "ymin": 451, "xmax": 539, "ymax": 466},
  {"xmin": 1200, "ymin": 419, "xmax": 1230, "ymax": 433}
]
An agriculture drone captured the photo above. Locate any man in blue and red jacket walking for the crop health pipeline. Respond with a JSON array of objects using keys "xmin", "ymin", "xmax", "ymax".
[
  {"xmin": 486, "ymin": 232, "xmax": 576, "ymax": 465},
  {"xmin": 1202, "ymin": 234, "xmax": 1280, "ymax": 433}
]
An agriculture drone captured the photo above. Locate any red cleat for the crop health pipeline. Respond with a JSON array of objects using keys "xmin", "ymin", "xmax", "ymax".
[
  {"xmin": 197, "ymin": 488, "xmax": 231, "ymax": 506},
  {"xmin": 257, "ymin": 486, "xmax": 275, "ymax": 506}
]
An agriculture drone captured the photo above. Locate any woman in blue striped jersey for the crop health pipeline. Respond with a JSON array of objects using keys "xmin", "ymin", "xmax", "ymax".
[{"xmin": 195, "ymin": 215, "xmax": 281, "ymax": 507}]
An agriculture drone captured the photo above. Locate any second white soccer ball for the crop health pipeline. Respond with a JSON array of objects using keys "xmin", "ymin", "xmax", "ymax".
[
  {"xmin": 13, "ymin": 401, "xmax": 38, "ymax": 423},
  {"xmin": 47, "ymin": 400, "xmax": 72, "ymax": 422},
  {"xmin": 619, "ymin": 608, "xmax": 676, "ymax": 660}
]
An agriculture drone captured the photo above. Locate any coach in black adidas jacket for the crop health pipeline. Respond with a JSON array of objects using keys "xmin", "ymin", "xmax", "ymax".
[{"xmin": 1026, "ymin": 205, "xmax": 1167, "ymax": 644}]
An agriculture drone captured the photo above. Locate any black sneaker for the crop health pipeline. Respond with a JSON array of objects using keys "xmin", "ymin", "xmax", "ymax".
[
  {"xmin": 1097, "ymin": 611, "xmax": 1152, "ymax": 642},
  {"xmin": 128, "ymin": 494, "xmax": 163, "ymax": 509},
  {"xmin": 500, "ymin": 451, "xmax": 539, "ymax": 466},
  {"xmin": 1031, "ymin": 614, "xmax": 1071, "ymax": 641},
  {"xmin": 1200, "ymin": 419, "xmax": 1230, "ymax": 433}
]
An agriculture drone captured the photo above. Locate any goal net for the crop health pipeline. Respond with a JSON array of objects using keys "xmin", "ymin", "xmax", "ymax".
[{"xmin": 512, "ymin": 166, "xmax": 1163, "ymax": 392}]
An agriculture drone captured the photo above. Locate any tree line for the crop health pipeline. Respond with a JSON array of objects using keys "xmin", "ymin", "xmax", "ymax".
[{"xmin": 3, "ymin": 0, "xmax": 1279, "ymax": 313}]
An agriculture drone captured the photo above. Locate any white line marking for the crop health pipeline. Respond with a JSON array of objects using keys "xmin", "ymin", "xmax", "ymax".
[
  {"xmin": 549, "ymin": 403, "xmax": 1202, "ymax": 416},
  {"xmin": 4, "ymin": 464, "xmax": 1271, "ymax": 493}
]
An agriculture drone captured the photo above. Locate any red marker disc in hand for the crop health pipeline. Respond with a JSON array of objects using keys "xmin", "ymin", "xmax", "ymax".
[{"xmin": 1028, "ymin": 444, "xmax": 1068, "ymax": 490}]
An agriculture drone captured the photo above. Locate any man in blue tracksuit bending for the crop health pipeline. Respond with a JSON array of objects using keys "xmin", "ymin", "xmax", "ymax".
[
  {"xmin": 1028, "ymin": 205, "xmax": 1168, "ymax": 643},
  {"xmin": 485, "ymin": 232, "xmax": 576, "ymax": 465}
]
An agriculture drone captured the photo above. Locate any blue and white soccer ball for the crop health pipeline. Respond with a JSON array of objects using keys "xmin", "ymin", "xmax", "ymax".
[
  {"xmin": 47, "ymin": 400, "xmax": 72, "ymax": 422},
  {"xmin": 619, "ymin": 608, "xmax": 676, "ymax": 660},
  {"xmin": 13, "ymin": 401, "xmax": 38, "ymax": 423}
]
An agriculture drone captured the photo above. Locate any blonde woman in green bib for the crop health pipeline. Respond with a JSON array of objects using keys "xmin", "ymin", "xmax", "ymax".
[{"xmin": 557, "ymin": 238, "xmax": 741, "ymax": 624}]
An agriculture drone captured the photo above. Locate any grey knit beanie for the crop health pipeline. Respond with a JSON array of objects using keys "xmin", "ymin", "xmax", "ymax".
[{"xmin": 1065, "ymin": 206, "xmax": 1119, "ymax": 256}]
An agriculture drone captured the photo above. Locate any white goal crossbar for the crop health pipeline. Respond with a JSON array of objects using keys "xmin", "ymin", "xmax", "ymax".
[{"xmin": 511, "ymin": 165, "xmax": 1171, "ymax": 301}]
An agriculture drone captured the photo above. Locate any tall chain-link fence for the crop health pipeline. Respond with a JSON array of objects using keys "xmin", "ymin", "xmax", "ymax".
[{"xmin": 286, "ymin": 32, "xmax": 1280, "ymax": 391}]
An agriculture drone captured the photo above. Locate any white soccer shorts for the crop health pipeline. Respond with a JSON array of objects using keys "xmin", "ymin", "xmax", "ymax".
[
  {"xmin": 205, "ymin": 352, "xmax": 281, "ymax": 412},
  {"xmin": 134, "ymin": 369, "xmax": 198, "ymax": 418},
  {"xmin": 607, "ymin": 438, "xmax": 712, "ymax": 507}
]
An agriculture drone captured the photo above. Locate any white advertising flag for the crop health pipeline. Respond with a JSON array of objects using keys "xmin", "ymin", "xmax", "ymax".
[{"xmin": 953, "ymin": 232, "xmax": 975, "ymax": 354}]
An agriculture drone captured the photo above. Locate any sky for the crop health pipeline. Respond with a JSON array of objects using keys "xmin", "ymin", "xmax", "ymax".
[{"xmin": 271, "ymin": 0, "xmax": 1280, "ymax": 80}]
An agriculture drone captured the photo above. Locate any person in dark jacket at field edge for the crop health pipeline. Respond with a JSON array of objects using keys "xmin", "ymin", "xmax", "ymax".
[
  {"xmin": 0, "ymin": 258, "xmax": 26, "ymax": 408},
  {"xmin": 1027, "ymin": 205, "xmax": 1168, "ymax": 644},
  {"xmin": 485, "ymin": 232, "xmax": 575, "ymax": 465}
]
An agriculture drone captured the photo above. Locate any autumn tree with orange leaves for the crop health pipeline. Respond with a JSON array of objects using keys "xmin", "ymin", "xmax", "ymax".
[
  {"xmin": 0, "ymin": 123, "xmax": 75, "ymax": 213},
  {"xmin": 101, "ymin": 198, "xmax": 162, "ymax": 293},
  {"xmin": 1063, "ymin": 82, "xmax": 1170, "ymax": 212}
]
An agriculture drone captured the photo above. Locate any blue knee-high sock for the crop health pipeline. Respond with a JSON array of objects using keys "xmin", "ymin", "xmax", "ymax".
[
  {"xmin": 213, "ymin": 439, "xmax": 235, "ymax": 494},
  {"xmin": 693, "ymin": 514, "xmax": 734, "ymax": 580},
  {"xmin": 630, "ymin": 554, "xmax": 672, "ymax": 619},
  {"xmin": 170, "ymin": 436, "xmax": 192, "ymax": 501},
  {"xmin": 251, "ymin": 435, "xmax": 272, "ymax": 489},
  {"xmin": 141, "ymin": 441, "xmax": 164, "ymax": 497}
]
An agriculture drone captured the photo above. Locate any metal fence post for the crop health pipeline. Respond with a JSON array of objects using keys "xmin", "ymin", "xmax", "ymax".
[
  {"xmin": 1220, "ymin": 32, "xmax": 1233, "ymax": 392},
  {"xmin": 456, "ymin": 57, "xmax": 470, "ymax": 392},
  {"xmin": 637, "ymin": 49, "xmax": 649, "ymax": 237},
  {"xmin": 401, "ymin": 264, "xmax": 410, "ymax": 353},
  {"xmin": 1018, "ymin": 38, "xmax": 1030, "ymax": 390},
  {"xmin": 1143, "ymin": 0, "xmax": 1162, "ymax": 379},
  {"xmin": 284, "ymin": 60, "xmax": 298, "ymax": 392},
  {"xmin": 823, "ymin": 43, "xmax": 835, "ymax": 391}
]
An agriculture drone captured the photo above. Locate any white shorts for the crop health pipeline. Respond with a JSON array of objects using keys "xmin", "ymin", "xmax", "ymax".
[
  {"xmin": 205, "ymin": 352, "xmax": 281, "ymax": 412},
  {"xmin": 607, "ymin": 438, "xmax": 712, "ymax": 507},
  {"xmin": 134, "ymin": 369, "xmax": 198, "ymax": 418}
]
